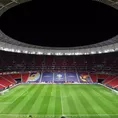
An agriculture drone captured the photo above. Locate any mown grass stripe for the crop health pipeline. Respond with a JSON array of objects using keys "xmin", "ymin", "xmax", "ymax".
[
  {"xmin": 91, "ymin": 87, "xmax": 117, "ymax": 114},
  {"xmin": 0, "ymin": 85, "xmax": 26, "ymax": 102},
  {"xmin": 79, "ymin": 90, "xmax": 99, "ymax": 115},
  {"xmin": 1, "ymin": 85, "xmax": 35, "ymax": 114},
  {"xmin": 46, "ymin": 85, "xmax": 56, "ymax": 114},
  {"xmin": 96, "ymin": 86, "xmax": 118, "ymax": 111},
  {"xmin": 54, "ymin": 85, "xmax": 62, "ymax": 115},
  {"xmin": 10, "ymin": 85, "xmax": 37, "ymax": 114},
  {"xmin": 19, "ymin": 85, "xmax": 45, "ymax": 114},
  {"xmin": 71, "ymin": 85, "xmax": 87, "ymax": 114},
  {"xmin": 60, "ymin": 85, "xmax": 70, "ymax": 115},
  {"xmin": 64, "ymin": 85, "xmax": 78, "ymax": 114},
  {"xmin": 36, "ymin": 85, "xmax": 53, "ymax": 114},
  {"xmin": 28, "ymin": 85, "xmax": 48, "ymax": 114},
  {"xmin": 0, "ymin": 84, "xmax": 118, "ymax": 118},
  {"xmin": 83, "ymin": 86, "xmax": 112, "ymax": 118}
]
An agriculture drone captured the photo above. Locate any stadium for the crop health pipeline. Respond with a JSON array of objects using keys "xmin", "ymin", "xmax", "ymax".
[{"xmin": 0, "ymin": 0, "xmax": 118, "ymax": 118}]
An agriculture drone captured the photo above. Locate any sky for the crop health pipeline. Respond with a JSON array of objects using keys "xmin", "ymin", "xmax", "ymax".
[{"xmin": 0, "ymin": 0, "xmax": 118, "ymax": 47}]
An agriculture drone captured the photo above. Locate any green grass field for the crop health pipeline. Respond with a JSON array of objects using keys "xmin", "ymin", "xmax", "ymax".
[{"xmin": 0, "ymin": 84, "xmax": 118, "ymax": 118}]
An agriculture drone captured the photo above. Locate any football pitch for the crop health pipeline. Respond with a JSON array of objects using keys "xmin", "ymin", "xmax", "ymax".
[{"xmin": 0, "ymin": 84, "xmax": 118, "ymax": 118}]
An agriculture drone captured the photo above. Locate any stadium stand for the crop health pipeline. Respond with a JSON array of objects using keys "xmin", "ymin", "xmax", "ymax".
[
  {"xmin": 89, "ymin": 73, "xmax": 97, "ymax": 82},
  {"xmin": 66, "ymin": 72, "xmax": 78, "ymax": 82},
  {"xmin": 0, "ymin": 84, "xmax": 5, "ymax": 89},
  {"xmin": 55, "ymin": 57, "xmax": 65, "ymax": 66},
  {"xmin": 45, "ymin": 56, "xmax": 54, "ymax": 66},
  {"xmin": 0, "ymin": 50, "xmax": 118, "ymax": 73},
  {"xmin": 27, "ymin": 72, "xmax": 40, "ymax": 83},
  {"xmin": 0, "ymin": 76, "xmax": 12, "ymax": 87},
  {"xmin": 10, "ymin": 73, "xmax": 21, "ymax": 80},
  {"xmin": 78, "ymin": 73, "xmax": 93, "ymax": 83},
  {"xmin": 105, "ymin": 76, "xmax": 118, "ymax": 87},
  {"xmin": 54, "ymin": 72, "xmax": 65, "ymax": 83},
  {"xmin": 75, "ymin": 56, "xmax": 85, "ymax": 66},
  {"xmin": 97, "ymin": 74, "xmax": 109, "ymax": 79},
  {"xmin": 41, "ymin": 72, "xmax": 53, "ymax": 83},
  {"xmin": 0, "ymin": 50, "xmax": 118, "ymax": 88},
  {"xmin": 21, "ymin": 72, "xmax": 29, "ymax": 82},
  {"xmin": 103, "ymin": 75, "xmax": 117, "ymax": 84},
  {"xmin": 35, "ymin": 56, "xmax": 44, "ymax": 66},
  {"xmin": 66, "ymin": 56, "xmax": 74, "ymax": 66},
  {"xmin": 1, "ymin": 75, "xmax": 15, "ymax": 84}
]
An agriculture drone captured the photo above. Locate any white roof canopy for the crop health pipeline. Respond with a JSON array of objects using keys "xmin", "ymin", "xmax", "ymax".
[{"xmin": 0, "ymin": 0, "xmax": 118, "ymax": 55}]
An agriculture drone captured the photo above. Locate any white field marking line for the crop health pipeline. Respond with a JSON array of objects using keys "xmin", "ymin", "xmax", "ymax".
[
  {"xmin": 98, "ymin": 83, "xmax": 118, "ymax": 94},
  {"xmin": 60, "ymin": 88, "xmax": 64, "ymax": 116},
  {"xmin": 0, "ymin": 89, "xmax": 29, "ymax": 104},
  {"xmin": 11, "ymin": 89, "xmax": 29, "ymax": 103}
]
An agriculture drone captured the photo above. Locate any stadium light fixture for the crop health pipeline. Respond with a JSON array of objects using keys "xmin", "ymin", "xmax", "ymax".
[
  {"xmin": 75, "ymin": 52, "xmax": 80, "ymax": 55},
  {"xmin": 11, "ymin": 49, "xmax": 14, "ymax": 52},
  {"xmin": 104, "ymin": 50, "xmax": 109, "ymax": 53},
  {"xmin": 30, "ymin": 51, "xmax": 35, "ymax": 54},
  {"xmin": 91, "ymin": 51, "xmax": 96, "ymax": 54},
  {"xmin": 98, "ymin": 51, "xmax": 102, "ymax": 54},
  {"xmin": 55, "ymin": 52, "xmax": 63, "ymax": 55},
  {"xmin": 65, "ymin": 53, "xmax": 71, "ymax": 55},
  {"xmin": 115, "ymin": 48, "xmax": 118, "ymax": 51},
  {"xmin": 47, "ymin": 52, "xmax": 51, "ymax": 55},
  {"xmin": 110, "ymin": 49, "xmax": 115, "ymax": 52},
  {"xmin": 37, "ymin": 51, "xmax": 43, "ymax": 55},
  {"xmin": 16, "ymin": 50, "xmax": 21, "ymax": 53},
  {"xmin": 75, "ymin": 52, "xmax": 83, "ymax": 55},
  {"xmin": 23, "ymin": 50, "xmax": 28, "ymax": 53}
]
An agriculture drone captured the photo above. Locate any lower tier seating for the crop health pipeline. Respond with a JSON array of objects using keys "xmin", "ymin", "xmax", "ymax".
[
  {"xmin": 22, "ymin": 73, "xmax": 29, "ymax": 82},
  {"xmin": 0, "ymin": 77, "xmax": 12, "ymax": 87},
  {"xmin": 89, "ymin": 73, "xmax": 97, "ymax": 82},
  {"xmin": 107, "ymin": 77, "xmax": 118, "ymax": 88},
  {"xmin": 103, "ymin": 75, "xmax": 116, "ymax": 84}
]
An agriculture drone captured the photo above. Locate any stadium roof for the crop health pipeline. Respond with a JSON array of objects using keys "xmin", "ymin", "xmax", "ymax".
[{"xmin": 0, "ymin": 0, "xmax": 118, "ymax": 55}]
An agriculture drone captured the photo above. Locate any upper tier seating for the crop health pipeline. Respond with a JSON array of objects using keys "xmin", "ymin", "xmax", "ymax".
[
  {"xmin": 45, "ymin": 56, "xmax": 54, "ymax": 66},
  {"xmin": 75, "ymin": 56, "xmax": 85, "ymax": 65},
  {"xmin": 35, "ymin": 56, "xmax": 44, "ymax": 66},
  {"xmin": 55, "ymin": 57, "xmax": 65, "ymax": 66},
  {"xmin": 0, "ymin": 50, "xmax": 118, "ymax": 73}
]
